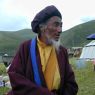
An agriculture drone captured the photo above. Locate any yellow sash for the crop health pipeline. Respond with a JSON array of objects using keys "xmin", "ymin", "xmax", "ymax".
[{"xmin": 37, "ymin": 38, "xmax": 60, "ymax": 90}]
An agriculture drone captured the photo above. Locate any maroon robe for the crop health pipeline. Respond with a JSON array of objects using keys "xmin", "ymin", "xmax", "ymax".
[{"xmin": 7, "ymin": 39, "xmax": 78, "ymax": 95}]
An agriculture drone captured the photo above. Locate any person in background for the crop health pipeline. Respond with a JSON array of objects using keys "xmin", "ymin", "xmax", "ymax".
[{"xmin": 7, "ymin": 5, "xmax": 78, "ymax": 95}]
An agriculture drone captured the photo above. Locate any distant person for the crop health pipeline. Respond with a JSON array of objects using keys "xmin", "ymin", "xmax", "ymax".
[{"xmin": 7, "ymin": 5, "xmax": 78, "ymax": 95}]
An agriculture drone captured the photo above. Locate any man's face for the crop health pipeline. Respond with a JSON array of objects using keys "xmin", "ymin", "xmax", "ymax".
[{"xmin": 44, "ymin": 16, "xmax": 62, "ymax": 42}]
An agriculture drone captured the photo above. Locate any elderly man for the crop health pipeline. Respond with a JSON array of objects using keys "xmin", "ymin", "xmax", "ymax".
[{"xmin": 7, "ymin": 5, "xmax": 78, "ymax": 95}]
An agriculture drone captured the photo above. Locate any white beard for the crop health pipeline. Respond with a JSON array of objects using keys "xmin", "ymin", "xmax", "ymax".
[
  {"xmin": 46, "ymin": 34, "xmax": 61, "ymax": 51},
  {"xmin": 51, "ymin": 39, "xmax": 61, "ymax": 51},
  {"xmin": 45, "ymin": 34, "xmax": 61, "ymax": 51}
]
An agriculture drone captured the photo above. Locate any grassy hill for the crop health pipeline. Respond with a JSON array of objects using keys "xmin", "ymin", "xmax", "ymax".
[
  {"xmin": 61, "ymin": 20, "xmax": 95, "ymax": 48},
  {"xmin": 0, "ymin": 29, "xmax": 36, "ymax": 55},
  {"xmin": 0, "ymin": 20, "xmax": 95, "ymax": 54}
]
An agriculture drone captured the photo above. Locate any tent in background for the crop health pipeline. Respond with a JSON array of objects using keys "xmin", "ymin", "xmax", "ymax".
[
  {"xmin": 86, "ymin": 33, "xmax": 95, "ymax": 40},
  {"xmin": 79, "ymin": 34, "xmax": 95, "ymax": 71},
  {"xmin": 80, "ymin": 40, "xmax": 95, "ymax": 59}
]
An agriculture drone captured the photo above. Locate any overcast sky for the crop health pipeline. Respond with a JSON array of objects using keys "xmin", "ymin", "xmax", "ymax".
[{"xmin": 0, "ymin": 0, "xmax": 95, "ymax": 31}]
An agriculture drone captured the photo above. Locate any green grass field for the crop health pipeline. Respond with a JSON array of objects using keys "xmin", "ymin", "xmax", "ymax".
[
  {"xmin": 0, "ymin": 58, "xmax": 95, "ymax": 95},
  {"xmin": 70, "ymin": 58, "xmax": 95, "ymax": 95}
]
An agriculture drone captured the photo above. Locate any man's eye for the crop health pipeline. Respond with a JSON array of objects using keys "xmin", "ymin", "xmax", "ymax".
[
  {"xmin": 54, "ymin": 22, "xmax": 62, "ymax": 27},
  {"xmin": 54, "ymin": 23, "xmax": 62, "ymax": 27},
  {"xmin": 54, "ymin": 23, "xmax": 59, "ymax": 27}
]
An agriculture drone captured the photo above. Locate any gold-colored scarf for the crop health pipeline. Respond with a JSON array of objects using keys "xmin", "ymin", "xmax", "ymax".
[{"xmin": 37, "ymin": 37, "xmax": 60, "ymax": 90}]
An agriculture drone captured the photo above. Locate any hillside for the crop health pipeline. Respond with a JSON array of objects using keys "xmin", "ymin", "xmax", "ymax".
[
  {"xmin": 0, "ymin": 29, "xmax": 36, "ymax": 55},
  {"xmin": 0, "ymin": 20, "xmax": 95, "ymax": 54},
  {"xmin": 61, "ymin": 20, "xmax": 95, "ymax": 48}
]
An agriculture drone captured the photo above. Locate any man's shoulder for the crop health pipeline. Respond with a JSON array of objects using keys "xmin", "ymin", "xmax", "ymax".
[
  {"xmin": 21, "ymin": 39, "xmax": 31, "ymax": 46},
  {"xmin": 60, "ymin": 45, "xmax": 67, "ymax": 51},
  {"xmin": 18, "ymin": 39, "xmax": 32, "ymax": 50}
]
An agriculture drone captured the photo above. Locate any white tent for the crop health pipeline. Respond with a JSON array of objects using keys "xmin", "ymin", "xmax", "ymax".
[{"xmin": 80, "ymin": 40, "xmax": 95, "ymax": 59}]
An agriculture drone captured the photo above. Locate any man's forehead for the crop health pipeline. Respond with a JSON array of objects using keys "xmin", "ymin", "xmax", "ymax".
[{"xmin": 47, "ymin": 16, "xmax": 62, "ymax": 23}]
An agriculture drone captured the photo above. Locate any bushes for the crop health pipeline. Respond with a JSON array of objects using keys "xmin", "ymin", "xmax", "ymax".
[
  {"xmin": 0, "ymin": 63, "xmax": 6, "ymax": 75},
  {"xmin": 0, "ymin": 63, "xmax": 10, "ymax": 94}
]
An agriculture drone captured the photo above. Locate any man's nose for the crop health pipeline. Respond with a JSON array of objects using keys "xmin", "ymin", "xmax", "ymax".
[{"xmin": 57, "ymin": 26, "xmax": 62, "ymax": 33}]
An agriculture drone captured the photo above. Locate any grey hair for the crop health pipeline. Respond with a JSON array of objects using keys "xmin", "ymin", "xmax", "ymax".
[
  {"xmin": 39, "ymin": 17, "xmax": 50, "ymax": 29},
  {"xmin": 39, "ymin": 23, "xmax": 46, "ymax": 28}
]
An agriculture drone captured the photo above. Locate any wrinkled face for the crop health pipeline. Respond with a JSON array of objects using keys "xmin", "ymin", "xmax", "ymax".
[{"xmin": 44, "ymin": 16, "xmax": 62, "ymax": 44}]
